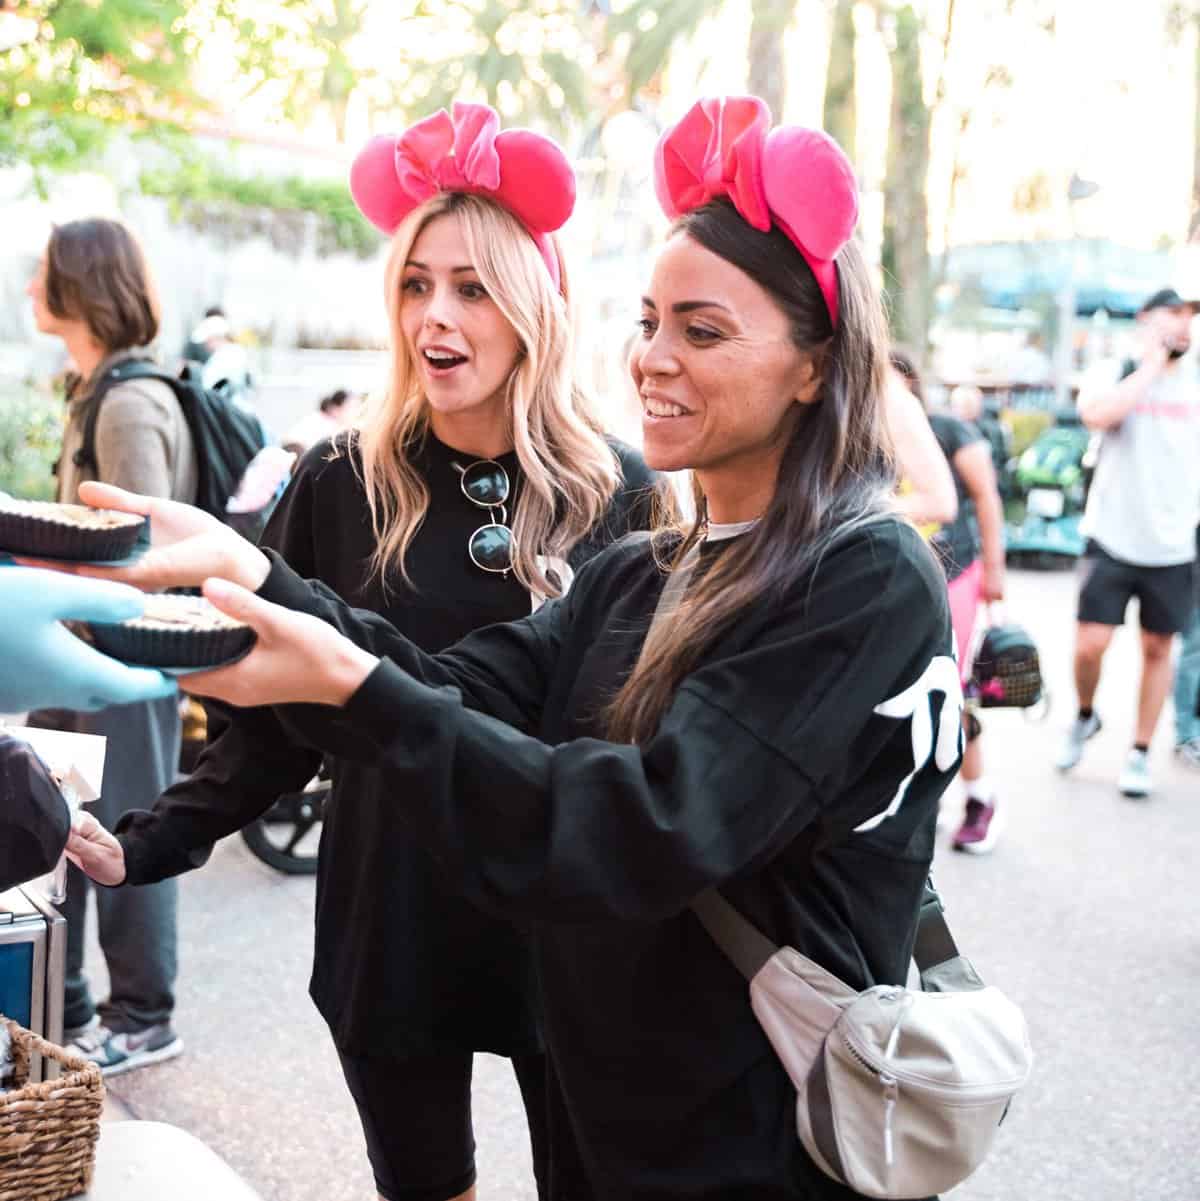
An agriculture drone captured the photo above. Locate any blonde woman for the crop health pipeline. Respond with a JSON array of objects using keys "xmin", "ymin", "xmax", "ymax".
[{"xmin": 77, "ymin": 106, "xmax": 658, "ymax": 1201}]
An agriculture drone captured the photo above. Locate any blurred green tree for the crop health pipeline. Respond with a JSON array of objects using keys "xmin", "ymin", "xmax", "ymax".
[
  {"xmin": 605, "ymin": 0, "xmax": 721, "ymax": 104},
  {"xmin": 822, "ymin": 0, "xmax": 856, "ymax": 156},
  {"xmin": 746, "ymin": 0, "xmax": 796, "ymax": 120},
  {"xmin": 606, "ymin": 0, "xmax": 803, "ymax": 121},
  {"xmin": 405, "ymin": 0, "xmax": 594, "ymax": 134},
  {"xmin": 219, "ymin": 0, "xmax": 399, "ymax": 143},
  {"xmin": 879, "ymin": 3, "xmax": 937, "ymax": 354},
  {"xmin": 0, "ymin": 0, "xmax": 202, "ymax": 175}
]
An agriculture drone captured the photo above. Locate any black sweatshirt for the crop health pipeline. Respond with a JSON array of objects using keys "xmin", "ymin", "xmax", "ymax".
[
  {"xmin": 116, "ymin": 431, "xmax": 659, "ymax": 1058},
  {"xmin": 0, "ymin": 736, "xmax": 70, "ymax": 891},
  {"xmin": 252, "ymin": 518, "xmax": 958, "ymax": 1200}
]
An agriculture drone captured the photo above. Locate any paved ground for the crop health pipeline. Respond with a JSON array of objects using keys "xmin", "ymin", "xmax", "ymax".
[{"xmin": 82, "ymin": 563, "xmax": 1199, "ymax": 1200}]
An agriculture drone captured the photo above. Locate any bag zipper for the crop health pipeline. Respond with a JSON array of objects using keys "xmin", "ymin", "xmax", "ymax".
[{"xmin": 839, "ymin": 1026, "xmax": 1024, "ymax": 1102}]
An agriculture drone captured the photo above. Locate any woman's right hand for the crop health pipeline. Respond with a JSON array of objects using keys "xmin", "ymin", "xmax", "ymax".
[
  {"xmin": 65, "ymin": 809, "xmax": 127, "ymax": 887},
  {"xmin": 18, "ymin": 482, "xmax": 271, "ymax": 594}
]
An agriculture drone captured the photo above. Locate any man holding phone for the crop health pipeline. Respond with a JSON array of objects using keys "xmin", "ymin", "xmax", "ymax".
[{"xmin": 1056, "ymin": 288, "xmax": 1200, "ymax": 797}]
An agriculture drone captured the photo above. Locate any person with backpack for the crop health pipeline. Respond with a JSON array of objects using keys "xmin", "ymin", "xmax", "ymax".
[
  {"xmin": 64, "ymin": 97, "xmax": 963, "ymax": 1199},
  {"xmin": 24, "ymin": 216, "xmax": 191, "ymax": 1075},
  {"xmin": 56, "ymin": 105, "xmax": 660, "ymax": 1201}
]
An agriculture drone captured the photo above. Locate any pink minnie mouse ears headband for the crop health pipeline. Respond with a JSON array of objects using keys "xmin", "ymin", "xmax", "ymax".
[
  {"xmin": 654, "ymin": 96, "xmax": 858, "ymax": 328},
  {"xmin": 350, "ymin": 102, "xmax": 576, "ymax": 291}
]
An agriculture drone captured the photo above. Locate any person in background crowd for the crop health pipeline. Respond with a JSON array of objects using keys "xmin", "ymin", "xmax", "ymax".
[
  {"xmin": 1010, "ymin": 331, "xmax": 1053, "ymax": 386},
  {"xmin": 192, "ymin": 309, "xmax": 253, "ymax": 402},
  {"xmin": 951, "ymin": 383, "xmax": 1011, "ymax": 487},
  {"xmin": 62, "ymin": 95, "xmax": 962, "ymax": 1201},
  {"xmin": 281, "ymin": 388, "xmax": 361, "ymax": 456},
  {"xmin": 1057, "ymin": 287, "xmax": 1200, "ymax": 797},
  {"xmin": 181, "ymin": 304, "xmax": 225, "ymax": 365},
  {"xmin": 1173, "ymin": 527, "xmax": 1200, "ymax": 767},
  {"xmin": 892, "ymin": 349, "xmax": 1007, "ymax": 852},
  {"xmin": 58, "ymin": 104, "xmax": 660, "ymax": 1201},
  {"xmin": 23, "ymin": 217, "xmax": 193, "ymax": 1075},
  {"xmin": 885, "ymin": 359, "xmax": 958, "ymax": 529}
]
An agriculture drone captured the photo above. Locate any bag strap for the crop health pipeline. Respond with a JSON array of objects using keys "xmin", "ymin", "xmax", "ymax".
[
  {"xmin": 75, "ymin": 358, "xmax": 172, "ymax": 474},
  {"xmin": 637, "ymin": 548, "xmax": 980, "ymax": 992},
  {"xmin": 689, "ymin": 878, "xmax": 982, "ymax": 991}
]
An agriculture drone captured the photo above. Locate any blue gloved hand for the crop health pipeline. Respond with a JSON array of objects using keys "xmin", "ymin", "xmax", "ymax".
[{"xmin": 0, "ymin": 567, "xmax": 176, "ymax": 712}]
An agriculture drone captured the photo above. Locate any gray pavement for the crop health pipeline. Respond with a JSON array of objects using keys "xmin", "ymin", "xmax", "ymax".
[{"xmin": 82, "ymin": 563, "xmax": 1199, "ymax": 1200}]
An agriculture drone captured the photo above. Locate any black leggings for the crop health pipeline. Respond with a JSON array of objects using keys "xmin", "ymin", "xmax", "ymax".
[{"xmin": 337, "ymin": 1049, "xmax": 548, "ymax": 1201}]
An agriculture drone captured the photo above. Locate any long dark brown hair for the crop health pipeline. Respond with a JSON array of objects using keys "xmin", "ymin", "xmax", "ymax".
[
  {"xmin": 44, "ymin": 218, "xmax": 160, "ymax": 352},
  {"xmin": 607, "ymin": 199, "xmax": 896, "ymax": 744}
]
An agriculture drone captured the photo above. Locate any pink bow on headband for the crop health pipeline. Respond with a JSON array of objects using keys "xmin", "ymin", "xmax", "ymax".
[
  {"xmin": 350, "ymin": 102, "xmax": 576, "ymax": 290},
  {"xmin": 654, "ymin": 96, "xmax": 858, "ymax": 327}
]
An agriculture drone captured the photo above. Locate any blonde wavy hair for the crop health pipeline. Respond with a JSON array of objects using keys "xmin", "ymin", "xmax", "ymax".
[{"xmin": 349, "ymin": 192, "xmax": 620, "ymax": 597}]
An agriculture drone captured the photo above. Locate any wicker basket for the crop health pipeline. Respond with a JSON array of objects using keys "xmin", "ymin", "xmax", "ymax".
[{"xmin": 0, "ymin": 1016, "xmax": 103, "ymax": 1201}]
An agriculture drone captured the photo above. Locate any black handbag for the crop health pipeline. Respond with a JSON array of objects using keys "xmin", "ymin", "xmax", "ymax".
[{"xmin": 967, "ymin": 621, "xmax": 1044, "ymax": 709}]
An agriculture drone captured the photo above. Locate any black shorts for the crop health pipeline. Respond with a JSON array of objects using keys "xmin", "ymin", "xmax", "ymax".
[
  {"xmin": 337, "ymin": 1049, "xmax": 548, "ymax": 1201},
  {"xmin": 1077, "ymin": 542, "xmax": 1197, "ymax": 635}
]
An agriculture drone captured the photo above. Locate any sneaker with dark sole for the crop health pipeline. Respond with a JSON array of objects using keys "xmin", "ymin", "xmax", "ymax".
[
  {"xmin": 952, "ymin": 798, "xmax": 1001, "ymax": 854},
  {"xmin": 70, "ymin": 1021, "xmax": 183, "ymax": 1077},
  {"xmin": 1055, "ymin": 712, "xmax": 1102, "ymax": 772}
]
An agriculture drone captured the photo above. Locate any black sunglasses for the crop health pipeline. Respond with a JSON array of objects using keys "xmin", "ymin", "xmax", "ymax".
[{"xmin": 453, "ymin": 459, "xmax": 513, "ymax": 576}]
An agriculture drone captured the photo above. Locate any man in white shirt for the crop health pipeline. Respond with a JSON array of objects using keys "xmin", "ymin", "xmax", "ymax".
[{"xmin": 1056, "ymin": 289, "xmax": 1200, "ymax": 796}]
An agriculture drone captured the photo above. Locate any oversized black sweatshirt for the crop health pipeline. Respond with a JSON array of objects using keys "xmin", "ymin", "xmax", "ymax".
[
  {"xmin": 253, "ymin": 518, "xmax": 959, "ymax": 1200},
  {"xmin": 115, "ymin": 431, "xmax": 659, "ymax": 1058}
]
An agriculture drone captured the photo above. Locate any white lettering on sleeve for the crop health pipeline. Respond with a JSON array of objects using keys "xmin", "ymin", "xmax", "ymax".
[{"xmin": 854, "ymin": 655, "xmax": 963, "ymax": 833}]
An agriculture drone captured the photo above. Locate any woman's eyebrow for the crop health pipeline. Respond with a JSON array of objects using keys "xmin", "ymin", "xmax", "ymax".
[
  {"xmin": 405, "ymin": 261, "xmax": 476, "ymax": 273},
  {"xmin": 639, "ymin": 298, "xmax": 731, "ymax": 314}
]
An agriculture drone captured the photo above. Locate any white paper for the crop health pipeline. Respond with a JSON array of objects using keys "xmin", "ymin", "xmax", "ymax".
[{"xmin": 0, "ymin": 725, "xmax": 107, "ymax": 802}]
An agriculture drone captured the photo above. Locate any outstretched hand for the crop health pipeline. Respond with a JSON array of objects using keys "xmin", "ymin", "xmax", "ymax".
[
  {"xmin": 179, "ymin": 578, "xmax": 379, "ymax": 710},
  {"xmin": 17, "ymin": 482, "xmax": 271, "ymax": 594},
  {"xmin": 0, "ymin": 567, "xmax": 176, "ymax": 712},
  {"xmin": 65, "ymin": 809, "xmax": 127, "ymax": 887}
]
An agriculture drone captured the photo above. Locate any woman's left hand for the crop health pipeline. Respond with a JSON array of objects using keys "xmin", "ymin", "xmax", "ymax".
[
  {"xmin": 180, "ymin": 578, "xmax": 380, "ymax": 709},
  {"xmin": 982, "ymin": 560, "xmax": 1006, "ymax": 603}
]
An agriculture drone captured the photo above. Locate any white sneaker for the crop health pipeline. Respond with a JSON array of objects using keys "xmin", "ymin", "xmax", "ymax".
[
  {"xmin": 61, "ymin": 1014, "xmax": 100, "ymax": 1044},
  {"xmin": 1175, "ymin": 738, "xmax": 1200, "ymax": 770},
  {"xmin": 1118, "ymin": 749, "xmax": 1153, "ymax": 799},
  {"xmin": 1055, "ymin": 712, "xmax": 1102, "ymax": 771}
]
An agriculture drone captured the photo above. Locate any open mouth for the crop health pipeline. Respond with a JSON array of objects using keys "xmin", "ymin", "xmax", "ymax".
[{"xmin": 423, "ymin": 348, "xmax": 468, "ymax": 371}]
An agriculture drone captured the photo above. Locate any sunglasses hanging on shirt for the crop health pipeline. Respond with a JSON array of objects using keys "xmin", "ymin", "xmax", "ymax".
[{"xmin": 453, "ymin": 458, "xmax": 513, "ymax": 576}]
